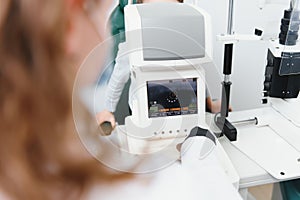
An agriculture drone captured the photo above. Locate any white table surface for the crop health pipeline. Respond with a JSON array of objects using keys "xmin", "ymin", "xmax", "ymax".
[{"xmin": 218, "ymin": 136, "xmax": 279, "ymax": 188}]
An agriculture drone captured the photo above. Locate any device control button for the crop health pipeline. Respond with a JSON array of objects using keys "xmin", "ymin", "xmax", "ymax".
[
  {"xmin": 264, "ymin": 82, "xmax": 271, "ymax": 91},
  {"xmin": 267, "ymin": 58, "xmax": 274, "ymax": 66},
  {"xmin": 263, "ymin": 91, "xmax": 270, "ymax": 97},
  {"xmin": 283, "ymin": 9, "xmax": 293, "ymax": 19},
  {"xmin": 281, "ymin": 24, "xmax": 299, "ymax": 32},
  {"xmin": 262, "ymin": 98, "xmax": 268, "ymax": 104},
  {"xmin": 254, "ymin": 28, "xmax": 263, "ymax": 36},
  {"xmin": 265, "ymin": 74, "xmax": 272, "ymax": 82},
  {"xmin": 281, "ymin": 18, "xmax": 291, "ymax": 25},
  {"xmin": 265, "ymin": 66, "xmax": 273, "ymax": 75}
]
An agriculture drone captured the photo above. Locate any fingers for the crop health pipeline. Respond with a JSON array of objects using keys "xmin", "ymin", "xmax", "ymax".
[
  {"xmin": 211, "ymin": 100, "xmax": 221, "ymax": 114},
  {"xmin": 108, "ymin": 113, "xmax": 116, "ymax": 129},
  {"xmin": 96, "ymin": 110, "xmax": 116, "ymax": 128},
  {"xmin": 208, "ymin": 99, "xmax": 233, "ymax": 114}
]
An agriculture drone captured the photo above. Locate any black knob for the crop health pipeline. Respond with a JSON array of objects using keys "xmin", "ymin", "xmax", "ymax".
[
  {"xmin": 99, "ymin": 121, "xmax": 113, "ymax": 136},
  {"xmin": 255, "ymin": 28, "xmax": 263, "ymax": 36},
  {"xmin": 265, "ymin": 74, "xmax": 272, "ymax": 82},
  {"xmin": 262, "ymin": 99, "xmax": 268, "ymax": 104},
  {"xmin": 264, "ymin": 82, "xmax": 271, "ymax": 91}
]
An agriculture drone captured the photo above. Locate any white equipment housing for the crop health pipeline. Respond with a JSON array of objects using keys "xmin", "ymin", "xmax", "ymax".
[
  {"xmin": 115, "ymin": 2, "xmax": 240, "ymax": 189},
  {"xmin": 123, "ymin": 2, "xmax": 212, "ymax": 154}
]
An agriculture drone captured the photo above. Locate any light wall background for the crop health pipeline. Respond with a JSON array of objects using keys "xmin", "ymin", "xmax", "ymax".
[{"xmin": 185, "ymin": 0, "xmax": 289, "ymax": 111}]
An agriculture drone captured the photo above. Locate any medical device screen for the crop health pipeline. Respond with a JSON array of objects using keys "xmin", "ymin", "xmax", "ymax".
[{"xmin": 147, "ymin": 78, "xmax": 198, "ymax": 118}]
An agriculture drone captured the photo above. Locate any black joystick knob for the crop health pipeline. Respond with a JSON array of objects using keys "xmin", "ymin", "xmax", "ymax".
[
  {"xmin": 99, "ymin": 121, "xmax": 113, "ymax": 136},
  {"xmin": 262, "ymin": 98, "xmax": 268, "ymax": 104}
]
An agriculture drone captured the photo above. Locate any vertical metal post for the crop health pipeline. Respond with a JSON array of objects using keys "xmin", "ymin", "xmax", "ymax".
[
  {"xmin": 220, "ymin": 44, "xmax": 233, "ymax": 118},
  {"xmin": 221, "ymin": 0, "xmax": 235, "ymax": 118},
  {"xmin": 216, "ymin": 0, "xmax": 238, "ymax": 141},
  {"xmin": 227, "ymin": 0, "xmax": 234, "ymax": 35}
]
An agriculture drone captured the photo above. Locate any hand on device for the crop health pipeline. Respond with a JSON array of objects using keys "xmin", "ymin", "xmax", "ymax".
[{"xmin": 96, "ymin": 110, "xmax": 116, "ymax": 135}]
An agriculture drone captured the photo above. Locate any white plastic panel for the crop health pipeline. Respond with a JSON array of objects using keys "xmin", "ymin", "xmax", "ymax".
[
  {"xmin": 215, "ymin": 139, "xmax": 240, "ymax": 189},
  {"xmin": 229, "ymin": 108, "xmax": 300, "ymax": 180},
  {"xmin": 116, "ymin": 125, "xmax": 240, "ymax": 187},
  {"xmin": 271, "ymin": 97, "xmax": 300, "ymax": 128}
]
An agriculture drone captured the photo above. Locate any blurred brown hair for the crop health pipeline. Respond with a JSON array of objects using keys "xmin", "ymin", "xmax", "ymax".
[{"xmin": 0, "ymin": 0, "xmax": 121, "ymax": 199}]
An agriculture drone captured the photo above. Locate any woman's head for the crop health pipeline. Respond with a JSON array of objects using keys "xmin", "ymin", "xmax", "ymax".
[{"xmin": 0, "ymin": 0, "xmax": 113, "ymax": 199}]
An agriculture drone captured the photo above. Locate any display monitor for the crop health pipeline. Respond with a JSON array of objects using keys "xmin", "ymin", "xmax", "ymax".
[{"xmin": 147, "ymin": 78, "xmax": 198, "ymax": 118}]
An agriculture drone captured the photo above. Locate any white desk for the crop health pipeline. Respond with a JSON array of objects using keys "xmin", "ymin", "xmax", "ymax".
[
  {"xmin": 210, "ymin": 108, "xmax": 300, "ymax": 189},
  {"xmin": 104, "ymin": 109, "xmax": 299, "ymax": 192},
  {"xmin": 113, "ymin": 114, "xmax": 292, "ymax": 189},
  {"xmin": 205, "ymin": 113, "xmax": 278, "ymax": 188},
  {"xmin": 219, "ymin": 136, "xmax": 278, "ymax": 188}
]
